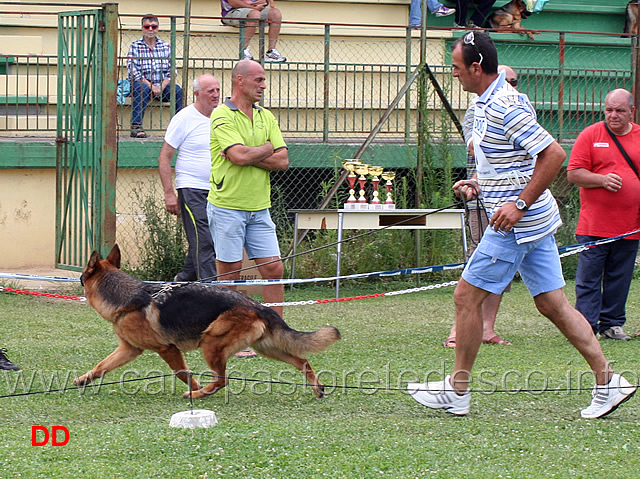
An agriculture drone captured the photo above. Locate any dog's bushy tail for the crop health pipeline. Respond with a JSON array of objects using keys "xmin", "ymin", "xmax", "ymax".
[
  {"xmin": 275, "ymin": 325, "xmax": 341, "ymax": 357},
  {"xmin": 254, "ymin": 306, "xmax": 340, "ymax": 357}
]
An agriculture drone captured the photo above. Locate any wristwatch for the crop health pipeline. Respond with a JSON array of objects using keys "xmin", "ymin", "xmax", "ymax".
[{"xmin": 515, "ymin": 198, "xmax": 529, "ymax": 211}]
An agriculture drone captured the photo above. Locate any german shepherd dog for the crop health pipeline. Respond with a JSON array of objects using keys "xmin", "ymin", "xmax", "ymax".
[
  {"xmin": 74, "ymin": 244, "xmax": 341, "ymax": 399},
  {"xmin": 624, "ymin": 0, "xmax": 639, "ymax": 36},
  {"xmin": 488, "ymin": 0, "xmax": 536, "ymax": 40}
]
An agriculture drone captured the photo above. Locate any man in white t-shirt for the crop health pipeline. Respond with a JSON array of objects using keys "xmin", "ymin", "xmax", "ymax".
[{"xmin": 158, "ymin": 74, "xmax": 221, "ymax": 281}]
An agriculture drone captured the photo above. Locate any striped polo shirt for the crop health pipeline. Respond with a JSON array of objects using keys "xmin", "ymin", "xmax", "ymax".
[{"xmin": 474, "ymin": 73, "xmax": 562, "ymax": 244}]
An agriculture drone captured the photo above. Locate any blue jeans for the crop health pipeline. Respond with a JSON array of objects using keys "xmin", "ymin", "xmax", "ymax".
[
  {"xmin": 130, "ymin": 81, "xmax": 183, "ymax": 127},
  {"xmin": 409, "ymin": 0, "xmax": 444, "ymax": 25},
  {"xmin": 575, "ymin": 235, "xmax": 639, "ymax": 334}
]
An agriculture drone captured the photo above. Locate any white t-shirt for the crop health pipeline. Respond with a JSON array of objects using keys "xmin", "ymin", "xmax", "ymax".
[{"xmin": 164, "ymin": 104, "xmax": 212, "ymax": 190}]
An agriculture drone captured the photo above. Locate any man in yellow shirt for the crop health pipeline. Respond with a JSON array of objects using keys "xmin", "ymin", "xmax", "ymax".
[{"xmin": 208, "ymin": 59, "xmax": 289, "ymax": 317}]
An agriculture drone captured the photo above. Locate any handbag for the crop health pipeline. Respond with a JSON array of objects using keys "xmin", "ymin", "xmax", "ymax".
[
  {"xmin": 116, "ymin": 79, "xmax": 131, "ymax": 105},
  {"xmin": 604, "ymin": 121, "xmax": 640, "ymax": 181}
]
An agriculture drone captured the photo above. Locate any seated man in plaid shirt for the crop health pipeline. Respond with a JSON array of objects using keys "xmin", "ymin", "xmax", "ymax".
[{"xmin": 127, "ymin": 15, "xmax": 183, "ymax": 138}]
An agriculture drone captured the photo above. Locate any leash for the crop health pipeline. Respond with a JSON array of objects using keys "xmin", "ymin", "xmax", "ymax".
[
  {"xmin": 195, "ymin": 204, "xmax": 459, "ymax": 283},
  {"xmin": 455, "ymin": 181, "xmax": 489, "ymax": 254},
  {"xmin": 1, "ymin": 370, "xmax": 634, "ymax": 399}
]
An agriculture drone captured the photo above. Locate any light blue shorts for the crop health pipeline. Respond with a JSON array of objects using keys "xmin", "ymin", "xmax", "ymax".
[
  {"xmin": 207, "ymin": 204, "xmax": 281, "ymax": 263},
  {"xmin": 462, "ymin": 227, "xmax": 565, "ymax": 297}
]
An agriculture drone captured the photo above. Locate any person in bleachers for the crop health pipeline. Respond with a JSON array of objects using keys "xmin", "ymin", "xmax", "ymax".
[{"xmin": 127, "ymin": 15, "xmax": 183, "ymax": 138}]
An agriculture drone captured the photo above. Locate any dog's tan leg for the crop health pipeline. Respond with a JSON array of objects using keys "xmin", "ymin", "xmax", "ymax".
[
  {"xmin": 73, "ymin": 340, "xmax": 142, "ymax": 386},
  {"xmin": 256, "ymin": 348, "xmax": 326, "ymax": 398},
  {"xmin": 186, "ymin": 339, "xmax": 229, "ymax": 398},
  {"xmin": 287, "ymin": 355, "xmax": 325, "ymax": 398},
  {"xmin": 185, "ymin": 311, "xmax": 265, "ymax": 399},
  {"xmin": 155, "ymin": 345, "xmax": 201, "ymax": 392},
  {"xmin": 186, "ymin": 363, "xmax": 228, "ymax": 398}
]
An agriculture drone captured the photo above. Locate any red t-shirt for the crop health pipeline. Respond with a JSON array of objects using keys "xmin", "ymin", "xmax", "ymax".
[{"xmin": 568, "ymin": 121, "xmax": 640, "ymax": 240}]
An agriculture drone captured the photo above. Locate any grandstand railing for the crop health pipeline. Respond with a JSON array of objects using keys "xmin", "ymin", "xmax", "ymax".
[{"xmin": 1, "ymin": 15, "xmax": 637, "ymax": 141}]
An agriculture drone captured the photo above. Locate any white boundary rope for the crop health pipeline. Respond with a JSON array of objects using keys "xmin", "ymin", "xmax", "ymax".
[{"xmin": 2, "ymin": 228, "xmax": 638, "ymax": 306}]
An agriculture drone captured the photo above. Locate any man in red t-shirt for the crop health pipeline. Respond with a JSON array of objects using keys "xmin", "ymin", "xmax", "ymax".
[{"xmin": 568, "ymin": 88, "xmax": 640, "ymax": 340}]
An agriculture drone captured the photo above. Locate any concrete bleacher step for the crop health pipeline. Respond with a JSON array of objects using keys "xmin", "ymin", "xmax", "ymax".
[
  {"xmin": 0, "ymin": 35, "xmax": 44, "ymax": 55},
  {"xmin": 0, "ymin": 74, "xmax": 57, "ymax": 97},
  {"xmin": 0, "ymin": 115, "xmax": 56, "ymax": 134}
]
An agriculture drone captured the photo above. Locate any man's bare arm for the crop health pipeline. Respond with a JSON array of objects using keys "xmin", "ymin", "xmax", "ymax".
[
  {"xmin": 517, "ymin": 141, "xmax": 566, "ymax": 207},
  {"xmin": 255, "ymin": 147, "xmax": 289, "ymax": 171},
  {"xmin": 158, "ymin": 141, "xmax": 180, "ymax": 215},
  {"xmin": 225, "ymin": 142, "xmax": 274, "ymax": 166},
  {"xmin": 489, "ymin": 141, "xmax": 566, "ymax": 232},
  {"xmin": 224, "ymin": 143, "xmax": 289, "ymax": 171},
  {"xmin": 568, "ymin": 168, "xmax": 622, "ymax": 192}
]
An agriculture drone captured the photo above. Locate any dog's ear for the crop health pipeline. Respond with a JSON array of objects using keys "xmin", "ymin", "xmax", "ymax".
[
  {"xmin": 106, "ymin": 244, "xmax": 121, "ymax": 269},
  {"xmin": 81, "ymin": 250, "xmax": 102, "ymax": 285},
  {"xmin": 87, "ymin": 250, "xmax": 102, "ymax": 268}
]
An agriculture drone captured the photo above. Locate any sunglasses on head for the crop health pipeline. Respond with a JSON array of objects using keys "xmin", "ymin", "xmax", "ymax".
[
  {"xmin": 463, "ymin": 31, "xmax": 483, "ymax": 66},
  {"xmin": 143, "ymin": 24, "xmax": 158, "ymax": 30},
  {"xmin": 507, "ymin": 78, "xmax": 518, "ymax": 87}
]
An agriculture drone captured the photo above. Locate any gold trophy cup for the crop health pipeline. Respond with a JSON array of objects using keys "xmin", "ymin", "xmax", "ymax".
[
  {"xmin": 367, "ymin": 166, "xmax": 384, "ymax": 210},
  {"xmin": 381, "ymin": 171, "xmax": 396, "ymax": 210},
  {"xmin": 341, "ymin": 159, "xmax": 360, "ymax": 209},
  {"xmin": 354, "ymin": 163, "xmax": 370, "ymax": 209}
]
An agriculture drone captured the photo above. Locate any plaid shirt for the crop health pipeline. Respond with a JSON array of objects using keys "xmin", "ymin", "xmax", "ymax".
[{"xmin": 127, "ymin": 38, "xmax": 173, "ymax": 84}]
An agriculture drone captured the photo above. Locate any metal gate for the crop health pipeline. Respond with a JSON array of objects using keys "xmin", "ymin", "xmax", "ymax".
[{"xmin": 55, "ymin": 4, "xmax": 118, "ymax": 270}]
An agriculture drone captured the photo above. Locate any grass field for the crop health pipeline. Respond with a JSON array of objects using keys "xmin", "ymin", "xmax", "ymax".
[{"xmin": 1, "ymin": 279, "xmax": 639, "ymax": 478}]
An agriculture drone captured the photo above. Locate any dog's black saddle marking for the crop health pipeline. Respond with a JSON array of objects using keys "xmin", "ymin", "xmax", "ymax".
[{"xmin": 151, "ymin": 283, "xmax": 265, "ymax": 338}]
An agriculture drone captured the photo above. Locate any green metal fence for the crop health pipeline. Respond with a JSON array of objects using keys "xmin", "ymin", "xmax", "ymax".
[
  {"xmin": 2, "ymin": 18, "xmax": 635, "ymax": 141},
  {"xmin": 55, "ymin": 4, "xmax": 118, "ymax": 270},
  {"xmin": 1, "ymin": 8, "xmax": 638, "ymax": 272}
]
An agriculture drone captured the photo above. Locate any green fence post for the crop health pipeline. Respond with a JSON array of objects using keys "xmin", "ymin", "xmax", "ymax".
[
  {"xmin": 558, "ymin": 32, "xmax": 565, "ymax": 142},
  {"xmin": 55, "ymin": 13, "xmax": 66, "ymax": 267},
  {"xmin": 99, "ymin": 2, "xmax": 119, "ymax": 256},
  {"xmin": 170, "ymin": 16, "xmax": 177, "ymax": 117},
  {"xmin": 405, "ymin": 28, "xmax": 411, "ymax": 142},
  {"xmin": 323, "ymin": 24, "xmax": 330, "ymax": 142},
  {"xmin": 183, "ymin": 0, "xmax": 192, "ymax": 109}
]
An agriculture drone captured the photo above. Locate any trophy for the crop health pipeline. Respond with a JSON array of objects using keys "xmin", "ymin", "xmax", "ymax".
[
  {"xmin": 381, "ymin": 171, "xmax": 396, "ymax": 209},
  {"xmin": 341, "ymin": 159, "xmax": 360, "ymax": 209},
  {"xmin": 367, "ymin": 166, "xmax": 384, "ymax": 210},
  {"xmin": 355, "ymin": 163, "xmax": 370, "ymax": 209}
]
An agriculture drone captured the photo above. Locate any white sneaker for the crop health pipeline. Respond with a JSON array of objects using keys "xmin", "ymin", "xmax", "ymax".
[
  {"xmin": 435, "ymin": 6, "xmax": 455, "ymax": 17},
  {"xmin": 581, "ymin": 374, "xmax": 636, "ymax": 419},
  {"xmin": 265, "ymin": 48, "xmax": 286, "ymax": 63},
  {"xmin": 243, "ymin": 47, "xmax": 253, "ymax": 60},
  {"xmin": 407, "ymin": 375, "xmax": 470, "ymax": 415}
]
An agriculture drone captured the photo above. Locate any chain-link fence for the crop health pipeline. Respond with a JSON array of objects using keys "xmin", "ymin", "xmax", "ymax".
[
  {"xmin": 1, "ymin": 9, "xmax": 637, "ymax": 278},
  {"xmin": 111, "ymin": 15, "xmax": 637, "ymax": 277}
]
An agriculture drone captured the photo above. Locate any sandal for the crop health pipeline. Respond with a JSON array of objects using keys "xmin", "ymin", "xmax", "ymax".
[
  {"xmin": 442, "ymin": 337, "xmax": 456, "ymax": 348},
  {"xmin": 130, "ymin": 125, "xmax": 147, "ymax": 138},
  {"xmin": 482, "ymin": 335, "xmax": 512, "ymax": 345},
  {"xmin": 234, "ymin": 348, "xmax": 257, "ymax": 358}
]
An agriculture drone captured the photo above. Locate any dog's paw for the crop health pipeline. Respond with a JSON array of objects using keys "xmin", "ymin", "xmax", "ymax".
[
  {"xmin": 184, "ymin": 389, "xmax": 206, "ymax": 399},
  {"xmin": 314, "ymin": 385, "xmax": 326, "ymax": 399},
  {"xmin": 73, "ymin": 376, "xmax": 90, "ymax": 387}
]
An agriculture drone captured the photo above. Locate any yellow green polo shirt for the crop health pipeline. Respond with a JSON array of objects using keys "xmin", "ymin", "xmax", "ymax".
[{"xmin": 208, "ymin": 98, "xmax": 287, "ymax": 211}]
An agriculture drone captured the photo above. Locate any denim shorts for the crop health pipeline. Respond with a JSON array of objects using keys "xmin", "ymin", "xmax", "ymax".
[
  {"xmin": 462, "ymin": 227, "xmax": 565, "ymax": 297},
  {"xmin": 207, "ymin": 204, "xmax": 281, "ymax": 262}
]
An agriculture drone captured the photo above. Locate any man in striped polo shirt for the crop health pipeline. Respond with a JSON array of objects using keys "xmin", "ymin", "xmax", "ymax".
[{"xmin": 408, "ymin": 31, "xmax": 635, "ymax": 418}]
